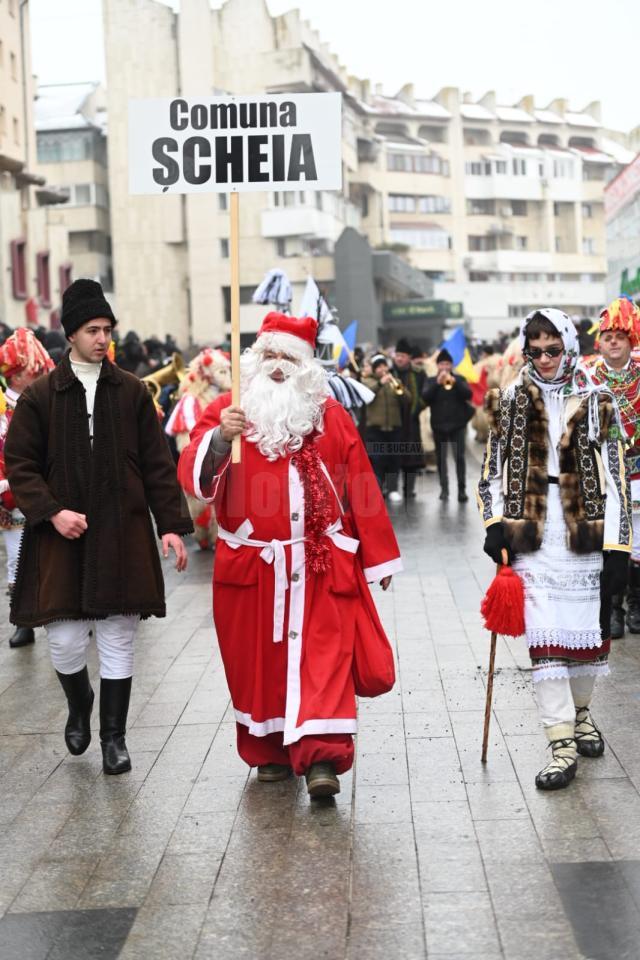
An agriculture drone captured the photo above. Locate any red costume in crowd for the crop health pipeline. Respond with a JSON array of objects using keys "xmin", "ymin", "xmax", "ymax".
[{"xmin": 178, "ymin": 314, "xmax": 402, "ymax": 786}]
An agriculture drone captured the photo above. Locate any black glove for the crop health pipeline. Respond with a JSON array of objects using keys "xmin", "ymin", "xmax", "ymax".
[
  {"xmin": 601, "ymin": 551, "xmax": 629, "ymax": 598},
  {"xmin": 483, "ymin": 523, "xmax": 513, "ymax": 565}
]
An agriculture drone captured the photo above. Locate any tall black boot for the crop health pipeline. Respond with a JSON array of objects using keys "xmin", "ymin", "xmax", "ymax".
[
  {"xmin": 9, "ymin": 626, "xmax": 35, "ymax": 648},
  {"xmin": 610, "ymin": 594, "xmax": 626, "ymax": 640},
  {"xmin": 100, "ymin": 677, "xmax": 132, "ymax": 775},
  {"xmin": 627, "ymin": 564, "xmax": 640, "ymax": 634},
  {"xmin": 8, "ymin": 584, "xmax": 35, "ymax": 648},
  {"xmin": 56, "ymin": 668, "xmax": 94, "ymax": 755}
]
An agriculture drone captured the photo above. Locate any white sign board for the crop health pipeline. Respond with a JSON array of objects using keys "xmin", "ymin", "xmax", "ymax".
[{"xmin": 129, "ymin": 92, "xmax": 342, "ymax": 195}]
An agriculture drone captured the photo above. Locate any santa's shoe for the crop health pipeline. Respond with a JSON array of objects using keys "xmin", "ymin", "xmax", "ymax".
[
  {"xmin": 306, "ymin": 762, "xmax": 340, "ymax": 798},
  {"xmin": 575, "ymin": 706, "xmax": 605, "ymax": 758},
  {"xmin": 257, "ymin": 764, "xmax": 292, "ymax": 782},
  {"xmin": 535, "ymin": 723, "xmax": 577, "ymax": 791}
]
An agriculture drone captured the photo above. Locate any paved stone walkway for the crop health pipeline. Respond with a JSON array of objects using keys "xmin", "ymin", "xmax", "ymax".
[{"xmin": 2, "ymin": 452, "xmax": 640, "ymax": 959}]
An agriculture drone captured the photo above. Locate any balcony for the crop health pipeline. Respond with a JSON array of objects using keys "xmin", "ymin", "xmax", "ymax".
[
  {"xmin": 261, "ymin": 196, "xmax": 361, "ymax": 241},
  {"xmin": 465, "ymin": 250, "xmax": 553, "ymax": 273}
]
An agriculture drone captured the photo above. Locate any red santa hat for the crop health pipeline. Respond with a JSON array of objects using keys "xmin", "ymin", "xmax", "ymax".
[
  {"xmin": 255, "ymin": 312, "xmax": 318, "ymax": 360},
  {"xmin": 0, "ymin": 328, "xmax": 54, "ymax": 381}
]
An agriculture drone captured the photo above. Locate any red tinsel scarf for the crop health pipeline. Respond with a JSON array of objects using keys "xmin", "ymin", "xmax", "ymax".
[{"xmin": 292, "ymin": 436, "xmax": 333, "ymax": 574}]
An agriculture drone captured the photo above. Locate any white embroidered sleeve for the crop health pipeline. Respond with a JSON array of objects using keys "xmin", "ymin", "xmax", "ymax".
[
  {"xmin": 477, "ymin": 431, "xmax": 504, "ymax": 528},
  {"xmin": 603, "ymin": 438, "xmax": 632, "ymax": 552}
]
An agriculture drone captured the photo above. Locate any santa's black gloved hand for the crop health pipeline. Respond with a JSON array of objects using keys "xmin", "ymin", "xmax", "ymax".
[
  {"xmin": 483, "ymin": 523, "xmax": 513, "ymax": 565},
  {"xmin": 601, "ymin": 551, "xmax": 629, "ymax": 598}
]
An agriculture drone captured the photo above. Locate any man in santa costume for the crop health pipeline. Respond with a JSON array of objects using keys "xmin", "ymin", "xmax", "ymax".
[
  {"xmin": 0, "ymin": 329, "xmax": 54, "ymax": 647},
  {"xmin": 589, "ymin": 297, "xmax": 640, "ymax": 637},
  {"xmin": 178, "ymin": 313, "xmax": 402, "ymax": 798}
]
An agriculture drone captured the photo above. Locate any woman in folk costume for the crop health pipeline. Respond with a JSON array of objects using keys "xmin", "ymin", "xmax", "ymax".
[
  {"xmin": 478, "ymin": 309, "xmax": 631, "ymax": 791},
  {"xmin": 0, "ymin": 329, "xmax": 54, "ymax": 647},
  {"xmin": 588, "ymin": 297, "xmax": 640, "ymax": 637},
  {"xmin": 165, "ymin": 348, "xmax": 230, "ymax": 549},
  {"xmin": 178, "ymin": 313, "xmax": 402, "ymax": 798}
]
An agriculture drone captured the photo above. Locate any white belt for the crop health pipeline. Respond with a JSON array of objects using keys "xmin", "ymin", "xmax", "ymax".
[{"xmin": 217, "ymin": 517, "xmax": 359, "ymax": 644}]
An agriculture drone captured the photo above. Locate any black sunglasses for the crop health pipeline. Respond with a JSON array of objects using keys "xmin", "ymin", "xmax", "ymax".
[{"xmin": 525, "ymin": 346, "xmax": 564, "ymax": 360}]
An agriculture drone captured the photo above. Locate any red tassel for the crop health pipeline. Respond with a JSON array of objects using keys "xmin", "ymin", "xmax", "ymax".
[{"xmin": 480, "ymin": 566, "xmax": 525, "ymax": 637}]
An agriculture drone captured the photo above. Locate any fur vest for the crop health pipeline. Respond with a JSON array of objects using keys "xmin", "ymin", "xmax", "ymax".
[{"xmin": 485, "ymin": 376, "xmax": 615, "ymax": 555}]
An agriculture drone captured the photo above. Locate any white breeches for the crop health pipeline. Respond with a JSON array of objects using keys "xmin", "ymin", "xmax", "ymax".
[
  {"xmin": 46, "ymin": 615, "xmax": 140, "ymax": 679},
  {"xmin": 2, "ymin": 526, "xmax": 23, "ymax": 585},
  {"xmin": 535, "ymin": 674, "xmax": 597, "ymax": 728}
]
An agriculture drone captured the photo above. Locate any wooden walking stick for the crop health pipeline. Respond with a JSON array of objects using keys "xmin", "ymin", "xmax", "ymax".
[{"xmin": 480, "ymin": 548, "xmax": 524, "ymax": 763}]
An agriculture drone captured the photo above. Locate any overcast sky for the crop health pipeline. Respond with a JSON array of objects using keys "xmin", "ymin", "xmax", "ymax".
[{"xmin": 30, "ymin": 0, "xmax": 640, "ymax": 133}]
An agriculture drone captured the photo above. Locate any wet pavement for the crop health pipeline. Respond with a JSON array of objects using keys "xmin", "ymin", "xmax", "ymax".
[{"xmin": 2, "ymin": 448, "xmax": 640, "ymax": 958}]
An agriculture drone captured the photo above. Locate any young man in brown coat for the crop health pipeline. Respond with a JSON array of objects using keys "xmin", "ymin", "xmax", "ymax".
[{"xmin": 4, "ymin": 279, "xmax": 193, "ymax": 774}]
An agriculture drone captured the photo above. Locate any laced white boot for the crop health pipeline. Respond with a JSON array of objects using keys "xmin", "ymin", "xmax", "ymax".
[
  {"xmin": 575, "ymin": 705, "xmax": 605, "ymax": 758},
  {"xmin": 535, "ymin": 722, "xmax": 577, "ymax": 791}
]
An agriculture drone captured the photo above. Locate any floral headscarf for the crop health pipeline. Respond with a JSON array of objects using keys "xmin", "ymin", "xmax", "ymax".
[{"xmin": 512, "ymin": 308, "xmax": 615, "ymax": 443}]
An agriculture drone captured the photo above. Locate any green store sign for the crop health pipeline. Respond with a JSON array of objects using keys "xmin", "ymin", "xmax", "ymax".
[
  {"xmin": 621, "ymin": 268, "xmax": 640, "ymax": 297},
  {"xmin": 383, "ymin": 300, "xmax": 463, "ymax": 322}
]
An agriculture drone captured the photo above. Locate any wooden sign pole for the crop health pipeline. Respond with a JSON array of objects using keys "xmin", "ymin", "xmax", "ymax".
[{"xmin": 230, "ymin": 191, "xmax": 241, "ymax": 464}]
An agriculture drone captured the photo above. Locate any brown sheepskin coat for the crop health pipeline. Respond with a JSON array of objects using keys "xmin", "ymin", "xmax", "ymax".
[
  {"xmin": 484, "ymin": 375, "xmax": 616, "ymax": 555},
  {"xmin": 4, "ymin": 354, "xmax": 193, "ymax": 627}
]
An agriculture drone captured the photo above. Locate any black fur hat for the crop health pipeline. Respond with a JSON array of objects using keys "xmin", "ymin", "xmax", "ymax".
[{"xmin": 61, "ymin": 279, "xmax": 116, "ymax": 338}]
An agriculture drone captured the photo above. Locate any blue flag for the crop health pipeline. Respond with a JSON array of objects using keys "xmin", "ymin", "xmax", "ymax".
[
  {"xmin": 439, "ymin": 327, "xmax": 466, "ymax": 366},
  {"xmin": 337, "ymin": 321, "xmax": 358, "ymax": 367}
]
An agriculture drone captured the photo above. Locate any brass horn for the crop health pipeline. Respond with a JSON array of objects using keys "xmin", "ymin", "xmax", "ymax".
[{"xmin": 142, "ymin": 352, "xmax": 185, "ymax": 404}]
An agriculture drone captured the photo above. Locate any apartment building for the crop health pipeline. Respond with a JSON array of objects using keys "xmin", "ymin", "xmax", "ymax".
[
  {"xmin": 605, "ymin": 152, "xmax": 640, "ymax": 303},
  {"xmin": 353, "ymin": 87, "xmax": 635, "ymax": 337},
  {"xmin": 103, "ymin": 0, "xmax": 636, "ymax": 345},
  {"xmin": 0, "ymin": 0, "xmax": 72, "ymax": 329},
  {"xmin": 35, "ymin": 83, "xmax": 112, "ymax": 294}
]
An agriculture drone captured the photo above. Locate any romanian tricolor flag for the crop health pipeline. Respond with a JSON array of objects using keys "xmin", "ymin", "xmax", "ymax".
[{"xmin": 439, "ymin": 327, "xmax": 479, "ymax": 384}]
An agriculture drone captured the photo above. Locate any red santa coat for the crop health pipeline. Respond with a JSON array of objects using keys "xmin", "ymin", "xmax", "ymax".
[{"xmin": 178, "ymin": 394, "xmax": 402, "ymax": 746}]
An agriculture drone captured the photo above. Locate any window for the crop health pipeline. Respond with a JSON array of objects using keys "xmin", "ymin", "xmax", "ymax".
[
  {"xmin": 389, "ymin": 195, "xmax": 416, "ymax": 213},
  {"xmin": 0, "ymin": 105, "xmax": 5, "ymax": 136},
  {"xmin": 387, "ymin": 152, "xmax": 449, "ymax": 175},
  {"xmin": 582, "ymin": 238, "xmax": 596, "ymax": 255},
  {"xmin": 12, "ymin": 116, "xmax": 19, "ymax": 144},
  {"xmin": 555, "ymin": 237, "xmax": 562, "ymax": 253},
  {"xmin": 466, "ymin": 199, "xmax": 495, "ymax": 215},
  {"xmin": 515, "ymin": 236, "xmax": 528, "ymax": 250},
  {"xmin": 36, "ymin": 130, "xmax": 95, "ymax": 164},
  {"xmin": 59, "ymin": 263, "xmax": 72, "ymax": 295},
  {"xmin": 468, "ymin": 235, "xmax": 498, "ymax": 251},
  {"xmin": 315, "ymin": 192, "xmax": 323, "ymax": 211},
  {"xmin": 553, "ymin": 202, "xmax": 561, "ymax": 217},
  {"xmin": 218, "ymin": 194, "xmax": 227, "ymax": 211},
  {"xmin": 582, "ymin": 203, "xmax": 593, "ymax": 219},
  {"xmin": 75, "ymin": 184, "xmax": 91, "ymax": 205},
  {"xmin": 553, "ymin": 159, "xmax": 574, "ymax": 178},
  {"xmin": 10, "ymin": 239, "xmax": 27, "ymax": 299},
  {"xmin": 495, "ymin": 161, "xmax": 507, "ymax": 175},
  {"xmin": 10, "ymin": 51, "xmax": 17, "ymax": 81},
  {"xmin": 512, "ymin": 158, "xmax": 527, "ymax": 176},
  {"xmin": 36, "ymin": 252, "xmax": 51, "ymax": 308},
  {"xmin": 276, "ymin": 238, "xmax": 286, "ymax": 257},
  {"xmin": 512, "ymin": 200, "xmax": 527, "ymax": 216},
  {"xmin": 219, "ymin": 238, "xmax": 229, "ymax": 258},
  {"xmin": 583, "ymin": 164, "xmax": 605, "ymax": 182},
  {"xmin": 389, "ymin": 227, "xmax": 451, "ymax": 250},
  {"xmin": 465, "ymin": 161, "xmax": 491, "ymax": 176}
]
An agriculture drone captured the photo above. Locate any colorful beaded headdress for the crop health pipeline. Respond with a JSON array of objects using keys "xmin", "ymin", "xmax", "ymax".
[{"xmin": 597, "ymin": 297, "xmax": 640, "ymax": 349}]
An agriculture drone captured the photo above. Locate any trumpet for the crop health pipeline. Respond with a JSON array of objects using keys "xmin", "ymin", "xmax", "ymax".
[
  {"xmin": 386, "ymin": 373, "xmax": 405, "ymax": 396},
  {"xmin": 442, "ymin": 373, "xmax": 456, "ymax": 391},
  {"xmin": 142, "ymin": 352, "xmax": 186, "ymax": 405}
]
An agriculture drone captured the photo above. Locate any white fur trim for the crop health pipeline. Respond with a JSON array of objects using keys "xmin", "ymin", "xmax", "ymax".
[
  {"xmin": 283, "ymin": 462, "xmax": 307, "ymax": 744},
  {"xmin": 193, "ymin": 428, "xmax": 230, "ymax": 502},
  {"xmin": 364, "ymin": 557, "xmax": 403, "ymax": 583},
  {"xmin": 254, "ymin": 331, "xmax": 314, "ymax": 361},
  {"xmin": 234, "ymin": 710, "xmax": 357, "ymax": 740}
]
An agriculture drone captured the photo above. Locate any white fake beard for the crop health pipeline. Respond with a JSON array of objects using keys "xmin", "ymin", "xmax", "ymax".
[{"xmin": 240, "ymin": 352, "xmax": 329, "ymax": 461}]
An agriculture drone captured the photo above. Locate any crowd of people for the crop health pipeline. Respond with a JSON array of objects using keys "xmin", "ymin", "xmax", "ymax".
[{"xmin": 2, "ymin": 278, "xmax": 640, "ymax": 800}]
